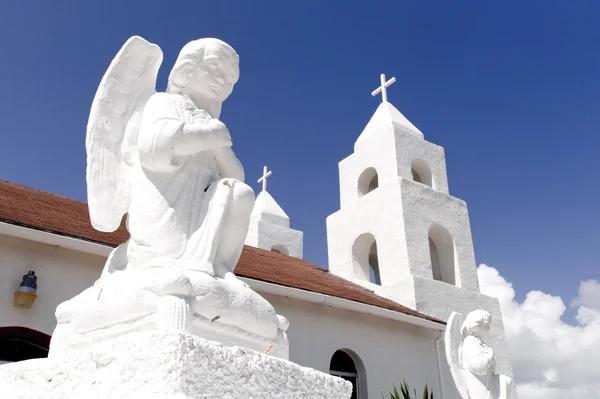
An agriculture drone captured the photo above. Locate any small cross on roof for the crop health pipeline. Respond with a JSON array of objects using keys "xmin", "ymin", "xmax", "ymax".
[{"xmin": 257, "ymin": 165, "xmax": 273, "ymax": 193}]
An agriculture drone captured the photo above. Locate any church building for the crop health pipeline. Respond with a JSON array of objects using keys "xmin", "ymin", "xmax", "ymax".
[{"xmin": 0, "ymin": 75, "xmax": 516, "ymax": 399}]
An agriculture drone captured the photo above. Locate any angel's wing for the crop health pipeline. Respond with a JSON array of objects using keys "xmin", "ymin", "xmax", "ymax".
[
  {"xmin": 445, "ymin": 311, "xmax": 469, "ymax": 399},
  {"xmin": 86, "ymin": 36, "xmax": 163, "ymax": 232}
]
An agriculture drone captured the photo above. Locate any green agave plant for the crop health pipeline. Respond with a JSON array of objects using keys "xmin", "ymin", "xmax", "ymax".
[{"xmin": 383, "ymin": 380, "xmax": 433, "ymax": 399}]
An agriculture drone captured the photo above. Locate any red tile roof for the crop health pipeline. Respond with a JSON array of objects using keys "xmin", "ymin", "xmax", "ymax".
[{"xmin": 0, "ymin": 180, "xmax": 443, "ymax": 325}]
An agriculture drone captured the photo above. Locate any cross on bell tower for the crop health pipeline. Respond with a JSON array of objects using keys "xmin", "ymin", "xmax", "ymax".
[{"xmin": 371, "ymin": 73, "xmax": 396, "ymax": 103}]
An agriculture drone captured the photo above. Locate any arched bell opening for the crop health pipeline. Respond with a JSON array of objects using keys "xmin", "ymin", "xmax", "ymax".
[
  {"xmin": 357, "ymin": 167, "xmax": 379, "ymax": 198},
  {"xmin": 428, "ymin": 224, "xmax": 457, "ymax": 285},
  {"xmin": 411, "ymin": 159, "xmax": 433, "ymax": 188}
]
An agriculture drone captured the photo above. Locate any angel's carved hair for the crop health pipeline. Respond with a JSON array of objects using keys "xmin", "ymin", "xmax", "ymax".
[
  {"xmin": 166, "ymin": 38, "xmax": 239, "ymax": 94},
  {"xmin": 461, "ymin": 309, "xmax": 492, "ymax": 336}
]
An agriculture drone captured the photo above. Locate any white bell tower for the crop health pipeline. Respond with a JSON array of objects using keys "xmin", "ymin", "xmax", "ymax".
[{"xmin": 326, "ymin": 74, "xmax": 516, "ymax": 379}]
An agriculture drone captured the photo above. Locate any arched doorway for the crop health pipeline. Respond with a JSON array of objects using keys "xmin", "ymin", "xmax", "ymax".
[
  {"xmin": 0, "ymin": 326, "xmax": 51, "ymax": 364},
  {"xmin": 330, "ymin": 349, "xmax": 366, "ymax": 399}
]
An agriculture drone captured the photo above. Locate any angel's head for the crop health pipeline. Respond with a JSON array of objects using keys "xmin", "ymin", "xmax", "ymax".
[
  {"xmin": 167, "ymin": 38, "xmax": 239, "ymax": 104},
  {"xmin": 461, "ymin": 309, "xmax": 492, "ymax": 338}
]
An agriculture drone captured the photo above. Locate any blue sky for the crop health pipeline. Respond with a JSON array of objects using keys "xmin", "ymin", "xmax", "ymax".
[{"xmin": 0, "ymin": 1, "xmax": 598, "ymax": 305}]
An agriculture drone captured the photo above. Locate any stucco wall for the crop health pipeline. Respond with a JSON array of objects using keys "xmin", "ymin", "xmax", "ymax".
[
  {"xmin": 259, "ymin": 292, "xmax": 450, "ymax": 399},
  {"xmin": 246, "ymin": 220, "xmax": 304, "ymax": 258},
  {"xmin": 0, "ymin": 234, "xmax": 104, "ymax": 335}
]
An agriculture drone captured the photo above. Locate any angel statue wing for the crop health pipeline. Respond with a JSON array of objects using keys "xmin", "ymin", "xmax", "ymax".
[
  {"xmin": 86, "ymin": 36, "xmax": 163, "ymax": 232},
  {"xmin": 445, "ymin": 311, "xmax": 469, "ymax": 399}
]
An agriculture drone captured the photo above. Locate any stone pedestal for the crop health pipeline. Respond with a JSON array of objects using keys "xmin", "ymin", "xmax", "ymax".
[{"xmin": 0, "ymin": 331, "xmax": 351, "ymax": 399}]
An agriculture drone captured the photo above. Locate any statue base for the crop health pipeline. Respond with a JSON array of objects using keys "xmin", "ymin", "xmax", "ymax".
[
  {"xmin": 50, "ymin": 268, "xmax": 290, "ymax": 360},
  {"xmin": 0, "ymin": 331, "xmax": 351, "ymax": 399}
]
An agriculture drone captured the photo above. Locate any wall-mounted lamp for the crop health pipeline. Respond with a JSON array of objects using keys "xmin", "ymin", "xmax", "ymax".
[{"xmin": 14, "ymin": 271, "xmax": 38, "ymax": 309}]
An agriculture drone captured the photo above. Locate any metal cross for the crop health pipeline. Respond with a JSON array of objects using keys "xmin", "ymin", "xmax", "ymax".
[
  {"xmin": 257, "ymin": 165, "xmax": 273, "ymax": 192},
  {"xmin": 371, "ymin": 73, "xmax": 396, "ymax": 103}
]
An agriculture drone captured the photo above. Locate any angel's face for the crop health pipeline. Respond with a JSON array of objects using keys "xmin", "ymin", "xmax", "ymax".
[
  {"xmin": 471, "ymin": 314, "xmax": 492, "ymax": 337},
  {"xmin": 186, "ymin": 46, "xmax": 238, "ymax": 103}
]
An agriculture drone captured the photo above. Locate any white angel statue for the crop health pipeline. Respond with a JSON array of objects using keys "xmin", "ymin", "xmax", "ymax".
[
  {"xmin": 48, "ymin": 36, "xmax": 289, "ymax": 360},
  {"xmin": 87, "ymin": 35, "xmax": 253, "ymax": 285},
  {"xmin": 445, "ymin": 310, "xmax": 516, "ymax": 399}
]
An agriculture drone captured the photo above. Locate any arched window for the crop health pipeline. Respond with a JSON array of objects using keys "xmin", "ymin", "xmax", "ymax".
[
  {"xmin": 352, "ymin": 233, "xmax": 381, "ymax": 285},
  {"xmin": 357, "ymin": 167, "xmax": 378, "ymax": 197},
  {"xmin": 0, "ymin": 327, "xmax": 50, "ymax": 364},
  {"xmin": 271, "ymin": 245, "xmax": 289, "ymax": 256},
  {"xmin": 411, "ymin": 159, "xmax": 433, "ymax": 188},
  {"xmin": 368, "ymin": 242, "xmax": 381, "ymax": 285},
  {"xmin": 330, "ymin": 349, "xmax": 366, "ymax": 399},
  {"xmin": 428, "ymin": 224, "xmax": 456, "ymax": 285}
]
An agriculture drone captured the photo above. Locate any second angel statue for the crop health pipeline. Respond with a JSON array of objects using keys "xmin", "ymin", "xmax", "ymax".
[{"xmin": 48, "ymin": 36, "xmax": 289, "ymax": 359}]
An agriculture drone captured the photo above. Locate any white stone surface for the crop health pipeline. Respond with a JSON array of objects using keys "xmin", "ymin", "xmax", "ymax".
[
  {"xmin": 327, "ymin": 178, "xmax": 477, "ymax": 289},
  {"xmin": 252, "ymin": 191, "xmax": 290, "ymax": 226},
  {"xmin": 0, "ymin": 331, "xmax": 351, "ymax": 399},
  {"xmin": 355, "ymin": 101, "xmax": 424, "ymax": 148},
  {"xmin": 50, "ymin": 267, "xmax": 290, "ymax": 360},
  {"xmin": 87, "ymin": 35, "xmax": 251, "ymax": 283},
  {"xmin": 445, "ymin": 310, "xmax": 516, "ymax": 399},
  {"xmin": 326, "ymin": 99, "xmax": 518, "ymax": 394},
  {"xmin": 339, "ymin": 108, "xmax": 446, "ymax": 211},
  {"xmin": 245, "ymin": 188, "xmax": 303, "ymax": 258},
  {"xmin": 53, "ymin": 35, "xmax": 290, "ymax": 359}
]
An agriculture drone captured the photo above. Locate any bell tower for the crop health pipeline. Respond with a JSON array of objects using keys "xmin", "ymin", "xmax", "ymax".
[
  {"xmin": 326, "ymin": 73, "xmax": 479, "ymax": 295},
  {"xmin": 245, "ymin": 166, "xmax": 303, "ymax": 258},
  {"xmin": 326, "ymin": 74, "xmax": 515, "ymax": 379}
]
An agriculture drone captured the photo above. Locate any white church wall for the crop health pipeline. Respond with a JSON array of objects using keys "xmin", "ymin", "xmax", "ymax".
[
  {"xmin": 328, "ymin": 177, "xmax": 479, "ymax": 291},
  {"xmin": 329, "ymin": 171, "xmax": 479, "ymax": 286},
  {"xmin": 399, "ymin": 179, "xmax": 479, "ymax": 291},
  {"xmin": 0, "ymin": 234, "xmax": 103, "ymax": 335},
  {"xmin": 327, "ymin": 180, "xmax": 410, "ymax": 284},
  {"xmin": 340, "ymin": 122, "xmax": 448, "ymax": 212},
  {"xmin": 259, "ymin": 291, "xmax": 452, "ymax": 399},
  {"xmin": 338, "ymin": 129, "xmax": 398, "ymax": 209},
  {"xmin": 391, "ymin": 129, "xmax": 449, "ymax": 194},
  {"xmin": 377, "ymin": 275, "xmax": 513, "ymax": 378}
]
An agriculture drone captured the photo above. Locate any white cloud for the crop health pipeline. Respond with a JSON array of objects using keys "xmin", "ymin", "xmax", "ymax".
[
  {"xmin": 477, "ymin": 265, "xmax": 600, "ymax": 399},
  {"xmin": 571, "ymin": 279, "xmax": 600, "ymax": 311}
]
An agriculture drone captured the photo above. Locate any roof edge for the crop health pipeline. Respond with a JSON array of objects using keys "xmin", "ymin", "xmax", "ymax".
[
  {"xmin": 0, "ymin": 220, "xmax": 113, "ymax": 257},
  {"xmin": 246, "ymin": 278, "xmax": 445, "ymax": 330}
]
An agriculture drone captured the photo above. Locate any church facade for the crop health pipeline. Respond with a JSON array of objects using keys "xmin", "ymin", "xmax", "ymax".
[{"xmin": 0, "ymin": 89, "xmax": 516, "ymax": 398}]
